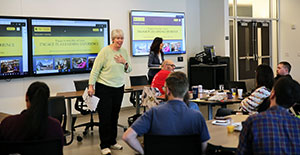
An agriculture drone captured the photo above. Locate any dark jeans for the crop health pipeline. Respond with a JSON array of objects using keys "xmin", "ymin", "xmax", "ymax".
[{"xmin": 95, "ymin": 82, "xmax": 124, "ymax": 149}]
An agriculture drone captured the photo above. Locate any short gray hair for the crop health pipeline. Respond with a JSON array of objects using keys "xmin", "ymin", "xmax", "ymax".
[{"xmin": 111, "ymin": 29, "xmax": 124, "ymax": 41}]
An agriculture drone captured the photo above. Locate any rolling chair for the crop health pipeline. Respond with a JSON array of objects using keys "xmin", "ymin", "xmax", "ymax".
[
  {"xmin": 144, "ymin": 134, "xmax": 202, "ymax": 155},
  {"xmin": 48, "ymin": 96, "xmax": 73, "ymax": 145},
  {"xmin": 129, "ymin": 75, "xmax": 148, "ymax": 106},
  {"xmin": 127, "ymin": 75, "xmax": 148, "ymax": 126},
  {"xmin": 0, "ymin": 139, "xmax": 63, "ymax": 155},
  {"xmin": 73, "ymin": 80, "xmax": 100, "ymax": 137}
]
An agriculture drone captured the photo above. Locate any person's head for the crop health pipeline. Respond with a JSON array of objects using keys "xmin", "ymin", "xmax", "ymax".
[
  {"xmin": 24, "ymin": 81, "xmax": 50, "ymax": 140},
  {"xmin": 150, "ymin": 37, "xmax": 163, "ymax": 55},
  {"xmin": 161, "ymin": 60, "xmax": 176, "ymax": 72},
  {"xmin": 111, "ymin": 29, "xmax": 124, "ymax": 48},
  {"xmin": 277, "ymin": 61, "xmax": 291, "ymax": 76},
  {"xmin": 165, "ymin": 71, "xmax": 189, "ymax": 100},
  {"xmin": 26, "ymin": 81, "xmax": 50, "ymax": 110},
  {"xmin": 270, "ymin": 77, "xmax": 300, "ymax": 108},
  {"xmin": 256, "ymin": 64, "xmax": 274, "ymax": 90}
]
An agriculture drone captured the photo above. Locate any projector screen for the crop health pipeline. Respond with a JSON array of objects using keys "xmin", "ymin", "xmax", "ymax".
[
  {"xmin": 0, "ymin": 17, "xmax": 29, "ymax": 79},
  {"xmin": 30, "ymin": 17, "xmax": 109, "ymax": 76},
  {"xmin": 130, "ymin": 10, "xmax": 186, "ymax": 56}
]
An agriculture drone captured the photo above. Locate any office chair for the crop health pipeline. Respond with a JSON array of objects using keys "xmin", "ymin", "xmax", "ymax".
[
  {"xmin": 48, "ymin": 96, "xmax": 73, "ymax": 145},
  {"xmin": 144, "ymin": 134, "xmax": 202, "ymax": 155},
  {"xmin": 291, "ymin": 103, "xmax": 300, "ymax": 115},
  {"xmin": 129, "ymin": 75, "xmax": 148, "ymax": 106},
  {"xmin": 0, "ymin": 138, "xmax": 63, "ymax": 155},
  {"xmin": 73, "ymin": 80, "xmax": 100, "ymax": 137}
]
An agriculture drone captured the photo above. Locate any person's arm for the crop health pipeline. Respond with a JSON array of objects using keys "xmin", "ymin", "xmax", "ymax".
[
  {"xmin": 122, "ymin": 128, "xmax": 144, "ymax": 154},
  {"xmin": 236, "ymin": 118, "xmax": 253, "ymax": 155},
  {"xmin": 240, "ymin": 86, "xmax": 270, "ymax": 113},
  {"xmin": 89, "ymin": 49, "xmax": 106, "ymax": 87},
  {"xmin": 201, "ymin": 141, "xmax": 208, "ymax": 155},
  {"xmin": 148, "ymin": 52, "xmax": 160, "ymax": 67}
]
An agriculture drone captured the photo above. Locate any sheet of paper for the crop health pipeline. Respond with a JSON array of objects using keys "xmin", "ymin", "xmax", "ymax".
[{"xmin": 82, "ymin": 88, "xmax": 100, "ymax": 111}]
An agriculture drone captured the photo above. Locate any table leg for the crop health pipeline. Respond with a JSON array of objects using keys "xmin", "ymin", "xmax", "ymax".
[
  {"xmin": 208, "ymin": 104, "xmax": 213, "ymax": 120},
  {"xmin": 135, "ymin": 91, "xmax": 140, "ymax": 114},
  {"xmin": 66, "ymin": 98, "xmax": 73, "ymax": 131}
]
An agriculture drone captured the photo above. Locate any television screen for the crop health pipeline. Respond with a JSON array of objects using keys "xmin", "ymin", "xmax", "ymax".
[
  {"xmin": 30, "ymin": 17, "xmax": 109, "ymax": 75},
  {"xmin": 130, "ymin": 10, "xmax": 186, "ymax": 56},
  {"xmin": 0, "ymin": 17, "xmax": 29, "ymax": 79}
]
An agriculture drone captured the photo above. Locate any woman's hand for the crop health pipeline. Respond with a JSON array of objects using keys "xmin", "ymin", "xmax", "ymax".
[
  {"xmin": 88, "ymin": 85, "xmax": 95, "ymax": 96},
  {"xmin": 114, "ymin": 54, "xmax": 126, "ymax": 64}
]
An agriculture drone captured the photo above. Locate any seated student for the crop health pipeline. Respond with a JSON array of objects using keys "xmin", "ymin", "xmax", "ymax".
[
  {"xmin": 184, "ymin": 92, "xmax": 200, "ymax": 111},
  {"xmin": 240, "ymin": 64, "xmax": 274, "ymax": 113},
  {"xmin": 151, "ymin": 59, "xmax": 176, "ymax": 95},
  {"xmin": 237, "ymin": 77, "xmax": 300, "ymax": 154},
  {"xmin": 123, "ymin": 72, "xmax": 210, "ymax": 154},
  {"xmin": 0, "ymin": 82, "xmax": 64, "ymax": 145},
  {"xmin": 159, "ymin": 91, "xmax": 200, "ymax": 111},
  {"xmin": 274, "ymin": 61, "xmax": 292, "ymax": 82}
]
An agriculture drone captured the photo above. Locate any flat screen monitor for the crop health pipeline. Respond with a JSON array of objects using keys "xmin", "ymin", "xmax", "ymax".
[
  {"xmin": 130, "ymin": 10, "xmax": 186, "ymax": 56},
  {"xmin": 0, "ymin": 17, "xmax": 29, "ymax": 79},
  {"xmin": 30, "ymin": 17, "xmax": 109, "ymax": 76}
]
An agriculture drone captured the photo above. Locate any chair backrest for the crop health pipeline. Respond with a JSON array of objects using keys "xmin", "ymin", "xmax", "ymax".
[
  {"xmin": 74, "ymin": 79, "xmax": 89, "ymax": 91},
  {"xmin": 292, "ymin": 103, "xmax": 300, "ymax": 115},
  {"xmin": 144, "ymin": 134, "xmax": 202, "ymax": 155},
  {"xmin": 48, "ymin": 96, "xmax": 67, "ymax": 132},
  {"xmin": 0, "ymin": 138, "xmax": 63, "ymax": 155},
  {"xmin": 73, "ymin": 80, "xmax": 90, "ymax": 114},
  {"xmin": 48, "ymin": 96, "xmax": 66, "ymax": 121},
  {"xmin": 226, "ymin": 81, "xmax": 247, "ymax": 93},
  {"xmin": 130, "ymin": 75, "xmax": 148, "ymax": 86}
]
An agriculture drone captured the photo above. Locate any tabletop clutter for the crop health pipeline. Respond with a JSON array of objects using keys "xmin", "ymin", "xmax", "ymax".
[{"xmin": 191, "ymin": 84, "xmax": 242, "ymax": 101}]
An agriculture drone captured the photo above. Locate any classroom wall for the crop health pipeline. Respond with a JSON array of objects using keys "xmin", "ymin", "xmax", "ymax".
[
  {"xmin": 200, "ymin": 0, "xmax": 227, "ymax": 56},
  {"xmin": 279, "ymin": 0, "xmax": 300, "ymax": 82},
  {"xmin": 0, "ymin": 0, "xmax": 202, "ymax": 114}
]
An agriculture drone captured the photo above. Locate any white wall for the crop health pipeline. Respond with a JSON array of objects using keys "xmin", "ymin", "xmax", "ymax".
[
  {"xmin": 200, "ymin": 0, "xmax": 227, "ymax": 56},
  {"xmin": 280, "ymin": 0, "xmax": 300, "ymax": 82},
  {"xmin": 0, "ymin": 0, "xmax": 202, "ymax": 114}
]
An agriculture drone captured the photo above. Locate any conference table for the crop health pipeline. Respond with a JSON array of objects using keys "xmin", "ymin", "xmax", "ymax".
[
  {"xmin": 56, "ymin": 85, "xmax": 149, "ymax": 131},
  {"xmin": 206, "ymin": 114, "xmax": 248, "ymax": 151},
  {"xmin": 191, "ymin": 94, "xmax": 241, "ymax": 120}
]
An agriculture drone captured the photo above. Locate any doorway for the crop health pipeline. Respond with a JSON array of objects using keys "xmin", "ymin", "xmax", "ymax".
[{"xmin": 237, "ymin": 21, "xmax": 271, "ymax": 80}]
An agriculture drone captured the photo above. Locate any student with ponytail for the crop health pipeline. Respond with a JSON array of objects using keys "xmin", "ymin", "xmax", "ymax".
[{"xmin": 0, "ymin": 81, "xmax": 64, "ymax": 145}]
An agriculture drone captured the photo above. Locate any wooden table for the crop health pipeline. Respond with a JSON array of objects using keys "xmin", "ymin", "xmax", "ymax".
[
  {"xmin": 191, "ymin": 95, "xmax": 241, "ymax": 120},
  {"xmin": 56, "ymin": 85, "xmax": 149, "ymax": 131},
  {"xmin": 206, "ymin": 114, "xmax": 248, "ymax": 150}
]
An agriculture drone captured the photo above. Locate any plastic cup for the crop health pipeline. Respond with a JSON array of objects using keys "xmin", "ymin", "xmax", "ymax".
[
  {"xmin": 219, "ymin": 84, "xmax": 224, "ymax": 91},
  {"xmin": 237, "ymin": 89, "xmax": 243, "ymax": 99},
  {"xmin": 231, "ymin": 88, "xmax": 236, "ymax": 96},
  {"xmin": 227, "ymin": 125, "xmax": 235, "ymax": 133}
]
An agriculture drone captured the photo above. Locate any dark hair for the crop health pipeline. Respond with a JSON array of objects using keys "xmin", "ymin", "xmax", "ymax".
[
  {"xmin": 150, "ymin": 37, "xmax": 163, "ymax": 55},
  {"xmin": 279, "ymin": 61, "xmax": 291, "ymax": 73},
  {"xmin": 274, "ymin": 77, "xmax": 300, "ymax": 108},
  {"xmin": 24, "ymin": 81, "xmax": 50, "ymax": 140},
  {"xmin": 165, "ymin": 71, "xmax": 189, "ymax": 98},
  {"xmin": 183, "ymin": 92, "xmax": 190, "ymax": 107},
  {"xmin": 256, "ymin": 64, "xmax": 274, "ymax": 90}
]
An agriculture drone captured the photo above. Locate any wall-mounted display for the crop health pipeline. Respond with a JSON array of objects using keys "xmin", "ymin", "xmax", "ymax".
[
  {"xmin": 30, "ymin": 17, "xmax": 110, "ymax": 76},
  {"xmin": 0, "ymin": 17, "xmax": 29, "ymax": 79},
  {"xmin": 130, "ymin": 10, "xmax": 186, "ymax": 56}
]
